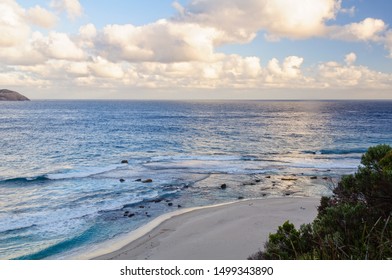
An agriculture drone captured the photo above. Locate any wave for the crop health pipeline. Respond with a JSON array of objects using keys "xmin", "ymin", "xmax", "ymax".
[
  {"xmin": 1, "ymin": 164, "xmax": 122, "ymax": 184},
  {"xmin": 0, "ymin": 224, "xmax": 37, "ymax": 236},
  {"xmin": 13, "ymin": 225, "xmax": 101, "ymax": 260},
  {"xmin": 45, "ymin": 165, "xmax": 122, "ymax": 180},
  {"xmin": 147, "ymin": 154, "xmax": 248, "ymax": 163},
  {"xmin": 0, "ymin": 176, "xmax": 50, "ymax": 184},
  {"xmin": 302, "ymin": 148, "xmax": 367, "ymax": 155}
]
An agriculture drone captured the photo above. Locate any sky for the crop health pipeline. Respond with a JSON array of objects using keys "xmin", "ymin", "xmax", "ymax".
[{"xmin": 1, "ymin": 0, "xmax": 392, "ymax": 99}]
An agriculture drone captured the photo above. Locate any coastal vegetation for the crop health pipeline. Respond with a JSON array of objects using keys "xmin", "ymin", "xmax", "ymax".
[{"xmin": 250, "ymin": 144, "xmax": 392, "ymax": 260}]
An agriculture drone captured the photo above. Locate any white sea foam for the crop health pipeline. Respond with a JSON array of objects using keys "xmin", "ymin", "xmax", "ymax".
[{"xmin": 45, "ymin": 164, "xmax": 122, "ymax": 180}]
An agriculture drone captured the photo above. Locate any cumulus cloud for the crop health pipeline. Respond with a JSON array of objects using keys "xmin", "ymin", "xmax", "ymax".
[
  {"xmin": 79, "ymin": 23, "xmax": 97, "ymax": 39},
  {"xmin": 99, "ymin": 20, "xmax": 220, "ymax": 63},
  {"xmin": 328, "ymin": 18, "xmax": 387, "ymax": 41},
  {"xmin": 345, "ymin": 52, "xmax": 357, "ymax": 65},
  {"xmin": 0, "ymin": 0, "xmax": 30, "ymax": 47},
  {"xmin": 27, "ymin": 5, "xmax": 58, "ymax": 28},
  {"xmin": 317, "ymin": 58, "xmax": 392, "ymax": 88},
  {"xmin": 50, "ymin": 0, "xmax": 83, "ymax": 19},
  {"xmin": 0, "ymin": 68, "xmax": 50, "ymax": 87},
  {"xmin": 265, "ymin": 56, "xmax": 310, "ymax": 87},
  {"xmin": 88, "ymin": 57, "xmax": 124, "ymax": 79},
  {"xmin": 176, "ymin": 0, "xmax": 341, "ymax": 43},
  {"xmin": 31, "ymin": 32, "xmax": 85, "ymax": 61}
]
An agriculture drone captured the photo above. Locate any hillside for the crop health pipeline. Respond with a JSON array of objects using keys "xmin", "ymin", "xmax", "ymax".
[{"xmin": 0, "ymin": 89, "xmax": 30, "ymax": 101}]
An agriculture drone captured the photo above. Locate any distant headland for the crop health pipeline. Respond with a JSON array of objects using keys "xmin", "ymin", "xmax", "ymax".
[{"xmin": 0, "ymin": 89, "xmax": 30, "ymax": 101}]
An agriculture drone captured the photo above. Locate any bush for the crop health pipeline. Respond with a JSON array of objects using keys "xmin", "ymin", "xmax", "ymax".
[{"xmin": 250, "ymin": 144, "xmax": 392, "ymax": 260}]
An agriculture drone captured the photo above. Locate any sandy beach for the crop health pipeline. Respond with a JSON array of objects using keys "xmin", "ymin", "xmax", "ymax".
[{"xmin": 92, "ymin": 197, "xmax": 320, "ymax": 260}]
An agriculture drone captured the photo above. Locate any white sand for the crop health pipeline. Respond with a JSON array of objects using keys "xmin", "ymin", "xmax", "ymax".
[{"xmin": 91, "ymin": 197, "xmax": 320, "ymax": 260}]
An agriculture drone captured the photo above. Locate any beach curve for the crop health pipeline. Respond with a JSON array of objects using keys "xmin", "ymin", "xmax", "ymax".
[{"xmin": 86, "ymin": 196, "xmax": 320, "ymax": 260}]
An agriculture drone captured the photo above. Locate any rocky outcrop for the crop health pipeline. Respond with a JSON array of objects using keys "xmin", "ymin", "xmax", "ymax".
[{"xmin": 0, "ymin": 89, "xmax": 30, "ymax": 101}]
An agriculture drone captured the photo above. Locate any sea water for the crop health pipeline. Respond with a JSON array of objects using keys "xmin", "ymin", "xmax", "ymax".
[{"xmin": 0, "ymin": 100, "xmax": 391, "ymax": 259}]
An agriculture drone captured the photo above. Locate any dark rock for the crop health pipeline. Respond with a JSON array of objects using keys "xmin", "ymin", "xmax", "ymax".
[
  {"xmin": 322, "ymin": 177, "xmax": 329, "ymax": 180},
  {"xmin": 262, "ymin": 193, "xmax": 267, "ymax": 197},
  {"xmin": 255, "ymin": 179, "xmax": 261, "ymax": 183},
  {"xmin": 168, "ymin": 202, "xmax": 173, "ymax": 206},
  {"xmin": 152, "ymin": 199, "xmax": 162, "ymax": 203},
  {"xmin": 310, "ymin": 176, "xmax": 318, "ymax": 179},
  {"xmin": 220, "ymin": 184, "xmax": 227, "ymax": 189},
  {"xmin": 123, "ymin": 211, "xmax": 130, "ymax": 216},
  {"xmin": 0, "ymin": 89, "xmax": 30, "ymax": 101},
  {"xmin": 119, "ymin": 178, "xmax": 125, "ymax": 183},
  {"xmin": 128, "ymin": 213, "xmax": 135, "ymax": 218},
  {"xmin": 281, "ymin": 178, "xmax": 298, "ymax": 181},
  {"xmin": 177, "ymin": 205, "xmax": 182, "ymax": 208},
  {"xmin": 142, "ymin": 179, "xmax": 153, "ymax": 183},
  {"xmin": 135, "ymin": 179, "xmax": 142, "ymax": 182},
  {"xmin": 139, "ymin": 205, "xmax": 145, "ymax": 208},
  {"xmin": 146, "ymin": 214, "xmax": 151, "ymax": 218},
  {"xmin": 265, "ymin": 175, "xmax": 271, "ymax": 179},
  {"xmin": 238, "ymin": 196, "xmax": 244, "ymax": 200},
  {"xmin": 121, "ymin": 160, "xmax": 128, "ymax": 164}
]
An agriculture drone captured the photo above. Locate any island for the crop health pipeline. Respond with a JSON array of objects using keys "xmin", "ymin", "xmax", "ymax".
[{"xmin": 0, "ymin": 89, "xmax": 30, "ymax": 101}]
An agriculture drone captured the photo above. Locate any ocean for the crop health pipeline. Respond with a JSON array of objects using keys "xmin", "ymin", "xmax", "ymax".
[{"xmin": 0, "ymin": 100, "xmax": 391, "ymax": 259}]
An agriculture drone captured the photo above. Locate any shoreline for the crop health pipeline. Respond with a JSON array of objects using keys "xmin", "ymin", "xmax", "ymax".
[{"xmin": 83, "ymin": 196, "xmax": 320, "ymax": 260}]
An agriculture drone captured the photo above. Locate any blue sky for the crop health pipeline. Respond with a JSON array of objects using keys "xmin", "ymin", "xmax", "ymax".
[{"xmin": 1, "ymin": 0, "xmax": 392, "ymax": 99}]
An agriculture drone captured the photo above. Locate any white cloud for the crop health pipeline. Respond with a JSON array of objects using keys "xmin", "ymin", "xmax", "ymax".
[
  {"xmin": 65, "ymin": 62, "xmax": 89, "ymax": 77},
  {"xmin": 79, "ymin": 23, "xmax": 97, "ymax": 39},
  {"xmin": 99, "ymin": 20, "xmax": 220, "ymax": 62},
  {"xmin": 78, "ymin": 23, "xmax": 97, "ymax": 48},
  {"xmin": 328, "ymin": 18, "xmax": 387, "ymax": 41},
  {"xmin": 0, "ymin": 0, "xmax": 30, "ymax": 47},
  {"xmin": 88, "ymin": 57, "xmax": 124, "ymax": 79},
  {"xmin": 32, "ymin": 32, "xmax": 85, "ymax": 60},
  {"xmin": 177, "ymin": 0, "xmax": 341, "ymax": 43},
  {"xmin": 50, "ymin": 0, "xmax": 83, "ymax": 20},
  {"xmin": 266, "ymin": 56, "xmax": 305, "ymax": 85},
  {"xmin": 344, "ymin": 52, "xmax": 357, "ymax": 65},
  {"xmin": 317, "ymin": 59, "xmax": 392, "ymax": 88},
  {"xmin": 27, "ymin": 5, "xmax": 58, "ymax": 28},
  {"xmin": 0, "ymin": 69, "xmax": 50, "ymax": 87}
]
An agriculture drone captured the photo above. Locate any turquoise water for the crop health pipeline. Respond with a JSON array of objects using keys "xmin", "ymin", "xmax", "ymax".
[{"xmin": 0, "ymin": 100, "xmax": 391, "ymax": 259}]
